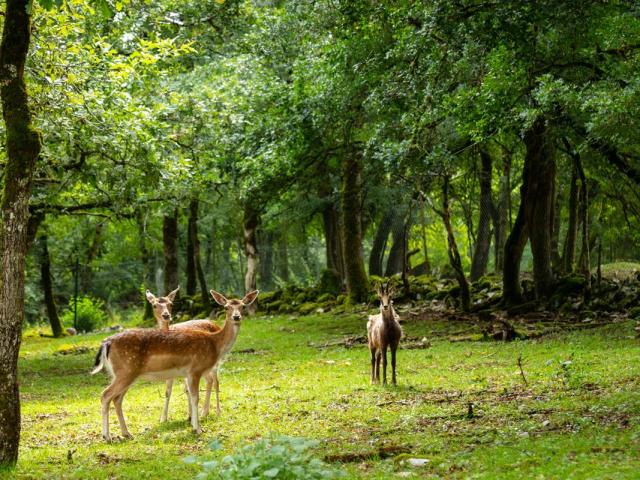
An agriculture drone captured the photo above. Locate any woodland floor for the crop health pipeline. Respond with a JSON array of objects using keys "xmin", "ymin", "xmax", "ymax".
[{"xmin": 7, "ymin": 307, "xmax": 640, "ymax": 479}]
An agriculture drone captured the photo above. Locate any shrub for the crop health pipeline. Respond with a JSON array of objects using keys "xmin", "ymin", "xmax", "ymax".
[
  {"xmin": 186, "ymin": 436, "xmax": 342, "ymax": 480},
  {"xmin": 61, "ymin": 296, "xmax": 108, "ymax": 333}
]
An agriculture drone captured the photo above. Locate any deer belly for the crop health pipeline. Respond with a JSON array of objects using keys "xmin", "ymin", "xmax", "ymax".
[{"xmin": 141, "ymin": 367, "xmax": 189, "ymax": 381}]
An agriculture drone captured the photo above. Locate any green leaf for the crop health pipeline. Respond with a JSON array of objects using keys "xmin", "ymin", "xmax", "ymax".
[{"xmin": 263, "ymin": 467, "xmax": 280, "ymax": 477}]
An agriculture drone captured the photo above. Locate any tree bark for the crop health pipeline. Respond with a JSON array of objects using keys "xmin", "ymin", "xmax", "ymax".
[
  {"xmin": 419, "ymin": 201, "xmax": 432, "ymax": 275},
  {"xmin": 550, "ymin": 181, "xmax": 562, "ymax": 272},
  {"xmin": 322, "ymin": 201, "xmax": 344, "ymax": 279},
  {"xmin": 259, "ymin": 230, "xmax": 274, "ymax": 290},
  {"xmin": 524, "ymin": 120, "xmax": 556, "ymax": 299},
  {"xmin": 38, "ymin": 235, "xmax": 63, "ymax": 338},
  {"xmin": 0, "ymin": 0, "xmax": 41, "ymax": 465},
  {"xmin": 385, "ymin": 210, "xmax": 410, "ymax": 277},
  {"xmin": 562, "ymin": 163, "xmax": 580, "ymax": 273},
  {"xmin": 470, "ymin": 151, "xmax": 493, "ymax": 281},
  {"xmin": 243, "ymin": 202, "xmax": 259, "ymax": 314},
  {"xmin": 340, "ymin": 151, "xmax": 370, "ymax": 303},
  {"xmin": 574, "ymin": 151, "xmax": 592, "ymax": 296},
  {"xmin": 186, "ymin": 199, "xmax": 209, "ymax": 303},
  {"xmin": 439, "ymin": 177, "xmax": 470, "ymax": 311},
  {"xmin": 163, "ymin": 209, "xmax": 179, "ymax": 295},
  {"xmin": 369, "ymin": 208, "xmax": 394, "ymax": 277}
]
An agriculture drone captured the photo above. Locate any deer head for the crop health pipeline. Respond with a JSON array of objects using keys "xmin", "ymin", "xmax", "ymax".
[
  {"xmin": 210, "ymin": 289, "xmax": 259, "ymax": 324},
  {"xmin": 145, "ymin": 287, "xmax": 179, "ymax": 329},
  {"xmin": 376, "ymin": 282, "xmax": 395, "ymax": 312}
]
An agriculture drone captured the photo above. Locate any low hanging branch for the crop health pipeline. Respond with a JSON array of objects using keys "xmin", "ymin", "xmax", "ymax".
[{"xmin": 433, "ymin": 176, "xmax": 471, "ymax": 312}]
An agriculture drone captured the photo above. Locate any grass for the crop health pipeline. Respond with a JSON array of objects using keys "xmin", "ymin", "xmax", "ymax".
[{"xmin": 8, "ymin": 309, "xmax": 640, "ymax": 479}]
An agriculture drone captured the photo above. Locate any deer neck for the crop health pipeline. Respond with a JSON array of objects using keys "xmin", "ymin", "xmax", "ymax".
[
  {"xmin": 380, "ymin": 306, "xmax": 395, "ymax": 323},
  {"xmin": 217, "ymin": 314, "xmax": 241, "ymax": 355}
]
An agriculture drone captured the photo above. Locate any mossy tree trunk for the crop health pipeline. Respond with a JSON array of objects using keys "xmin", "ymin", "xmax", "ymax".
[
  {"xmin": 369, "ymin": 208, "xmax": 394, "ymax": 277},
  {"xmin": 163, "ymin": 209, "xmax": 179, "ymax": 295},
  {"xmin": 340, "ymin": 150, "xmax": 369, "ymax": 303},
  {"xmin": 470, "ymin": 150, "xmax": 493, "ymax": 281},
  {"xmin": 0, "ymin": 0, "xmax": 42, "ymax": 466},
  {"xmin": 38, "ymin": 235, "xmax": 63, "ymax": 338},
  {"xmin": 439, "ymin": 176, "xmax": 470, "ymax": 311}
]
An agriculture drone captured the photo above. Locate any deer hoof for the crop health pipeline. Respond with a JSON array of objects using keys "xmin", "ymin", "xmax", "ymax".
[
  {"xmin": 103, "ymin": 434, "xmax": 112, "ymax": 442},
  {"xmin": 193, "ymin": 427, "xmax": 203, "ymax": 435},
  {"xmin": 122, "ymin": 432, "xmax": 134, "ymax": 440}
]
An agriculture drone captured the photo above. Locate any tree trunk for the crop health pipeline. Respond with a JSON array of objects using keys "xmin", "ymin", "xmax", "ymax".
[
  {"xmin": 38, "ymin": 235, "xmax": 63, "ymax": 338},
  {"xmin": 340, "ymin": 151, "xmax": 369, "ymax": 303},
  {"xmin": 562, "ymin": 164, "xmax": 580, "ymax": 273},
  {"xmin": 494, "ymin": 153, "xmax": 511, "ymax": 272},
  {"xmin": 243, "ymin": 202, "xmax": 259, "ymax": 314},
  {"xmin": 419, "ymin": 201, "xmax": 432, "ymax": 275},
  {"xmin": 136, "ymin": 209, "xmax": 153, "ymax": 320},
  {"xmin": 163, "ymin": 209, "xmax": 179, "ymax": 295},
  {"xmin": 440, "ymin": 177, "xmax": 470, "ymax": 311},
  {"xmin": 550, "ymin": 181, "xmax": 562, "ymax": 272},
  {"xmin": 369, "ymin": 208, "xmax": 394, "ymax": 277},
  {"xmin": 187, "ymin": 199, "xmax": 209, "ymax": 303},
  {"xmin": 574, "ymin": 152, "xmax": 591, "ymax": 295},
  {"xmin": 524, "ymin": 120, "xmax": 556, "ymax": 299},
  {"xmin": 322, "ymin": 201, "xmax": 344, "ymax": 279},
  {"xmin": 385, "ymin": 210, "xmax": 409, "ymax": 277},
  {"xmin": 470, "ymin": 151, "xmax": 493, "ymax": 281},
  {"xmin": 502, "ymin": 197, "xmax": 529, "ymax": 305},
  {"xmin": 0, "ymin": 0, "xmax": 41, "ymax": 465}
]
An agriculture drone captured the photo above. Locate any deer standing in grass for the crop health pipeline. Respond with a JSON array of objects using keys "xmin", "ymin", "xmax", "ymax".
[
  {"xmin": 367, "ymin": 283, "xmax": 402, "ymax": 385},
  {"xmin": 92, "ymin": 289, "xmax": 258, "ymax": 441},
  {"xmin": 145, "ymin": 287, "xmax": 222, "ymax": 421}
]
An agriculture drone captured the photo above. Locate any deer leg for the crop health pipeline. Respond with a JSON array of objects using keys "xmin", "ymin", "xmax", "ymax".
[
  {"xmin": 161, "ymin": 379, "xmax": 173, "ymax": 422},
  {"xmin": 113, "ymin": 391, "xmax": 133, "ymax": 439},
  {"xmin": 186, "ymin": 374, "xmax": 202, "ymax": 434},
  {"xmin": 202, "ymin": 371, "xmax": 214, "ymax": 418},
  {"xmin": 184, "ymin": 378, "xmax": 192, "ymax": 421},
  {"xmin": 375, "ymin": 351, "xmax": 381, "ymax": 383},
  {"xmin": 391, "ymin": 346, "xmax": 397, "ymax": 386},
  {"xmin": 382, "ymin": 346, "xmax": 388, "ymax": 386},
  {"xmin": 213, "ymin": 369, "xmax": 220, "ymax": 415},
  {"xmin": 100, "ymin": 377, "xmax": 132, "ymax": 442},
  {"xmin": 370, "ymin": 349, "xmax": 376, "ymax": 384}
]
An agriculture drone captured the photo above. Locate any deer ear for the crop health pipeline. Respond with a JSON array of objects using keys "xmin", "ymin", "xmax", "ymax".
[
  {"xmin": 210, "ymin": 289, "xmax": 228, "ymax": 306},
  {"xmin": 242, "ymin": 290, "xmax": 259, "ymax": 306},
  {"xmin": 145, "ymin": 290, "xmax": 156, "ymax": 303},
  {"xmin": 167, "ymin": 286, "xmax": 180, "ymax": 302}
]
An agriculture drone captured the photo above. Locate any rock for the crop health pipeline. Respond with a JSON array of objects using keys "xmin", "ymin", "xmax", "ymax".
[
  {"xmin": 66, "ymin": 327, "xmax": 77, "ymax": 336},
  {"xmin": 406, "ymin": 458, "xmax": 430, "ymax": 467}
]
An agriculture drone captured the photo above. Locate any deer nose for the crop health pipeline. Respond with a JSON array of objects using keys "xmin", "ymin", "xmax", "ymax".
[
  {"xmin": 232, "ymin": 314, "xmax": 241, "ymax": 321},
  {"xmin": 162, "ymin": 312, "xmax": 171, "ymax": 319},
  {"xmin": 383, "ymin": 304, "xmax": 389, "ymax": 310}
]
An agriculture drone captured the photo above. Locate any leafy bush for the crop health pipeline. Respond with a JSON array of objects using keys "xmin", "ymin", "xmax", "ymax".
[
  {"xmin": 186, "ymin": 436, "xmax": 342, "ymax": 480},
  {"xmin": 61, "ymin": 296, "xmax": 108, "ymax": 333}
]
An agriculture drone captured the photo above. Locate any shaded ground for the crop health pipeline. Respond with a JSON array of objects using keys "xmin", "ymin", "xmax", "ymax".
[{"xmin": 10, "ymin": 307, "xmax": 640, "ymax": 479}]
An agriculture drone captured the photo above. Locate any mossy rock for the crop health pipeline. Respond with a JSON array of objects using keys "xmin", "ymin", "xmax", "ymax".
[
  {"xmin": 555, "ymin": 274, "xmax": 587, "ymax": 296},
  {"xmin": 318, "ymin": 269, "xmax": 342, "ymax": 296},
  {"xmin": 294, "ymin": 292, "xmax": 308, "ymax": 305},
  {"xmin": 278, "ymin": 303, "xmax": 291, "ymax": 313},
  {"xmin": 263, "ymin": 300, "xmax": 282, "ymax": 312},
  {"xmin": 336, "ymin": 294, "xmax": 347, "ymax": 305},
  {"xmin": 628, "ymin": 306, "xmax": 640, "ymax": 320},
  {"xmin": 317, "ymin": 293, "xmax": 335, "ymax": 303},
  {"xmin": 259, "ymin": 290, "xmax": 283, "ymax": 305},
  {"xmin": 298, "ymin": 302, "xmax": 320, "ymax": 315}
]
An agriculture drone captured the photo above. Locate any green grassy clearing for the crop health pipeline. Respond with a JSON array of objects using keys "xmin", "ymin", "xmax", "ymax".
[{"xmin": 8, "ymin": 311, "xmax": 640, "ymax": 479}]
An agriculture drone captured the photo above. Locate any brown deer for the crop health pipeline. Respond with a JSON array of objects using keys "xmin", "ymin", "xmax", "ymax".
[
  {"xmin": 367, "ymin": 282, "xmax": 402, "ymax": 385},
  {"xmin": 145, "ymin": 287, "xmax": 222, "ymax": 421},
  {"xmin": 92, "ymin": 289, "xmax": 259, "ymax": 441}
]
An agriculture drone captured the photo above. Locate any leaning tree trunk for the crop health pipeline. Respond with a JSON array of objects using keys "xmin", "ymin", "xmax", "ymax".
[
  {"xmin": 136, "ymin": 209, "xmax": 153, "ymax": 320},
  {"xmin": 38, "ymin": 235, "xmax": 63, "ymax": 338},
  {"xmin": 163, "ymin": 209, "xmax": 179, "ymax": 295},
  {"xmin": 243, "ymin": 202, "xmax": 259, "ymax": 314},
  {"xmin": 440, "ymin": 177, "xmax": 471, "ymax": 311},
  {"xmin": 562, "ymin": 163, "xmax": 580, "ymax": 273},
  {"xmin": 0, "ymin": 0, "xmax": 42, "ymax": 465},
  {"xmin": 369, "ymin": 208, "xmax": 394, "ymax": 277},
  {"xmin": 340, "ymin": 150, "xmax": 370, "ymax": 303},
  {"xmin": 524, "ymin": 120, "xmax": 556, "ymax": 299},
  {"xmin": 470, "ymin": 150, "xmax": 493, "ymax": 281}
]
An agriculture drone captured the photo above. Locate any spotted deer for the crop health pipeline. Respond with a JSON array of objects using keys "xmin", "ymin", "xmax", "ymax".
[
  {"xmin": 145, "ymin": 287, "xmax": 222, "ymax": 421},
  {"xmin": 367, "ymin": 282, "xmax": 402, "ymax": 385},
  {"xmin": 92, "ymin": 289, "xmax": 259, "ymax": 441}
]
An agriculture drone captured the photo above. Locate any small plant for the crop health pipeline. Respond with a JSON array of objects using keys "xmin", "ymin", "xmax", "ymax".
[
  {"xmin": 554, "ymin": 354, "xmax": 584, "ymax": 389},
  {"xmin": 186, "ymin": 436, "xmax": 342, "ymax": 480},
  {"xmin": 61, "ymin": 296, "xmax": 108, "ymax": 333}
]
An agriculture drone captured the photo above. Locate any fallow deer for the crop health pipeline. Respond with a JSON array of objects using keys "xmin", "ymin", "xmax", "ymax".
[
  {"xmin": 367, "ymin": 282, "xmax": 402, "ymax": 386},
  {"xmin": 145, "ymin": 287, "xmax": 222, "ymax": 421},
  {"xmin": 92, "ymin": 289, "xmax": 259, "ymax": 441}
]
